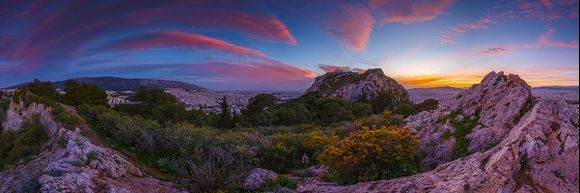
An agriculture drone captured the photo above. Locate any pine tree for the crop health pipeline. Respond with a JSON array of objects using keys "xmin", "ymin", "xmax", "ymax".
[{"xmin": 218, "ymin": 96, "xmax": 232, "ymax": 129}]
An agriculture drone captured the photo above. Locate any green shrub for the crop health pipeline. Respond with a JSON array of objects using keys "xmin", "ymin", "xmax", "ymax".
[
  {"xmin": 370, "ymin": 92, "xmax": 396, "ymax": 113},
  {"xmin": 171, "ymin": 147, "xmax": 250, "ymax": 192},
  {"xmin": 513, "ymin": 97, "xmax": 534, "ymax": 125},
  {"xmin": 0, "ymin": 115, "xmax": 49, "ymax": 170},
  {"xmin": 62, "ymin": 80, "xmax": 108, "ymax": 106},
  {"xmin": 436, "ymin": 111, "xmax": 460, "ymax": 123},
  {"xmin": 343, "ymin": 110, "xmax": 404, "ymax": 135},
  {"xmin": 450, "ymin": 112, "xmax": 481, "ymax": 158},
  {"xmin": 0, "ymin": 92, "xmax": 9, "ymax": 132},
  {"xmin": 114, "ymin": 87, "xmax": 187, "ymax": 124},
  {"xmin": 258, "ymin": 133, "xmax": 303, "ymax": 173},
  {"xmin": 392, "ymin": 99, "xmax": 438, "ymax": 118},
  {"xmin": 22, "ymin": 79, "xmax": 59, "ymax": 101},
  {"xmin": 441, "ymin": 129, "xmax": 452, "ymax": 141},
  {"xmin": 241, "ymin": 94, "xmax": 277, "ymax": 127},
  {"xmin": 52, "ymin": 106, "xmax": 83, "ymax": 130},
  {"xmin": 86, "ymin": 150, "xmax": 99, "ymax": 163},
  {"xmin": 258, "ymin": 175, "xmax": 297, "ymax": 191}
]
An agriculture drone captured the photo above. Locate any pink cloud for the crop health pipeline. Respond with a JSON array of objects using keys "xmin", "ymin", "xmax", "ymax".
[
  {"xmin": 441, "ymin": 17, "xmax": 494, "ymax": 44},
  {"xmin": 102, "ymin": 31, "xmax": 269, "ymax": 58},
  {"xmin": 483, "ymin": 27, "xmax": 578, "ymax": 52},
  {"xmin": 481, "ymin": 46, "xmax": 511, "ymax": 54},
  {"xmin": 319, "ymin": 64, "xmax": 351, "ymax": 72},
  {"xmin": 517, "ymin": 0, "xmax": 560, "ymax": 20},
  {"xmin": 320, "ymin": 3, "xmax": 375, "ymax": 51},
  {"xmin": 369, "ymin": 0, "xmax": 455, "ymax": 23},
  {"xmin": 440, "ymin": 38, "xmax": 455, "ymax": 44},
  {"xmin": 84, "ymin": 61, "xmax": 316, "ymax": 90},
  {"xmin": 537, "ymin": 27, "xmax": 579, "ymax": 48},
  {"xmin": 352, "ymin": 68, "xmax": 367, "ymax": 74},
  {"xmin": 318, "ymin": 64, "xmax": 367, "ymax": 74},
  {"xmin": 127, "ymin": 8, "xmax": 296, "ymax": 45},
  {"xmin": 441, "ymin": 0, "xmax": 577, "ymax": 45},
  {"xmin": 516, "ymin": 0, "xmax": 579, "ymax": 20},
  {"xmin": 2, "ymin": 1, "xmax": 298, "ymax": 72},
  {"xmin": 195, "ymin": 62, "xmax": 315, "ymax": 84}
]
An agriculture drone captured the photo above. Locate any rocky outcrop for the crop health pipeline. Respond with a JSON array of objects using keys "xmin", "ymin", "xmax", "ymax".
[
  {"xmin": 406, "ymin": 71, "xmax": 533, "ymax": 170},
  {"xmin": 243, "ymin": 168, "xmax": 278, "ymax": 190},
  {"xmin": 0, "ymin": 102, "xmax": 184, "ymax": 193},
  {"xmin": 297, "ymin": 99, "xmax": 579, "ymax": 192},
  {"xmin": 305, "ymin": 68, "xmax": 410, "ymax": 102}
]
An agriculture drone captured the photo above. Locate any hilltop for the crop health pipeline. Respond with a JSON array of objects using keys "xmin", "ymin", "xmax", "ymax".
[
  {"xmin": 305, "ymin": 68, "xmax": 410, "ymax": 103},
  {"xmin": 6, "ymin": 76, "xmax": 207, "ymax": 91}
]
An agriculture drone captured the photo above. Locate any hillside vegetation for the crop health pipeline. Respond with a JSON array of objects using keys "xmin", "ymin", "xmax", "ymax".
[{"xmin": 0, "ymin": 79, "xmax": 438, "ymax": 192}]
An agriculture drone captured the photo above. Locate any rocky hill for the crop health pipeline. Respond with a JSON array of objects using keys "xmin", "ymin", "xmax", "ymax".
[
  {"xmin": 0, "ymin": 101, "xmax": 184, "ymax": 192},
  {"xmin": 305, "ymin": 69, "xmax": 410, "ymax": 102},
  {"xmin": 7, "ymin": 76, "xmax": 207, "ymax": 91},
  {"xmin": 408, "ymin": 71, "xmax": 534, "ymax": 171},
  {"xmin": 296, "ymin": 71, "xmax": 579, "ymax": 192}
]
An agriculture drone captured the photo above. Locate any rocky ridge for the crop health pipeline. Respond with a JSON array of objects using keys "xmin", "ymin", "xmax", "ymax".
[
  {"xmin": 305, "ymin": 69, "xmax": 410, "ymax": 102},
  {"xmin": 297, "ymin": 71, "xmax": 579, "ymax": 192},
  {"xmin": 0, "ymin": 102, "xmax": 184, "ymax": 193},
  {"xmin": 297, "ymin": 100, "xmax": 578, "ymax": 192},
  {"xmin": 407, "ymin": 71, "xmax": 533, "ymax": 170}
]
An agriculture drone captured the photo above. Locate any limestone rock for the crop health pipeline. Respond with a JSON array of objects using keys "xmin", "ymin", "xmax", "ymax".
[
  {"xmin": 406, "ymin": 71, "xmax": 533, "ymax": 170},
  {"xmin": 305, "ymin": 68, "xmax": 410, "ymax": 102},
  {"xmin": 243, "ymin": 168, "xmax": 278, "ymax": 190},
  {"xmin": 297, "ymin": 99, "xmax": 579, "ymax": 193},
  {"xmin": 0, "ymin": 102, "xmax": 184, "ymax": 193}
]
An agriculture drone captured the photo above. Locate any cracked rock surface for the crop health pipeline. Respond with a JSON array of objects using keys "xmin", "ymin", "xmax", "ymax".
[{"xmin": 0, "ymin": 102, "xmax": 184, "ymax": 193}]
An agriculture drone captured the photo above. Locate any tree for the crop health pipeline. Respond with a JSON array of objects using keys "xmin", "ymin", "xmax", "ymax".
[
  {"xmin": 370, "ymin": 92, "xmax": 396, "ymax": 114},
  {"xmin": 241, "ymin": 94, "xmax": 277, "ymax": 126},
  {"xmin": 416, "ymin": 98, "xmax": 439, "ymax": 111},
  {"xmin": 115, "ymin": 87, "xmax": 187, "ymax": 123},
  {"xmin": 62, "ymin": 80, "xmax": 108, "ymax": 106},
  {"xmin": 218, "ymin": 96, "xmax": 233, "ymax": 129},
  {"xmin": 26, "ymin": 79, "xmax": 59, "ymax": 100},
  {"xmin": 393, "ymin": 99, "xmax": 439, "ymax": 117}
]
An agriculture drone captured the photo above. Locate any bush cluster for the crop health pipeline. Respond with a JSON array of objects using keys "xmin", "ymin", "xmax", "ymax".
[
  {"xmin": 0, "ymin": 115, "xmax": 49, "ymax": 170},
  {"xmin": 62, "ymin": 80, "xmax": 108, "ymax": 106},
  {"xmin": 319, "ymin": 126, "xmax": 420, "ymax": 185}
]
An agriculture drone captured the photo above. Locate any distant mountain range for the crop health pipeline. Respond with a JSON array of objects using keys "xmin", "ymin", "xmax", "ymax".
[
  {"xmin": 532, "ymin": 86, "xmax": 579, "ymax": 91},
  {"xmin": 409, "ymin": 85, "xmax": 579, "ymax": 92},
  {"xmin": 5, "ymin": 76, "xmax": 207, "ymax": 91},
  {"xmin": 407, "ymin": 86, "xmax": 465, "ymax": 92}
]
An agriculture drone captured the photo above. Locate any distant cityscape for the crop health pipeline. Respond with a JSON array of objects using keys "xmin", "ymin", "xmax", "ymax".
[
  {"xmin": 1, "ymin": 88, "xmax": 302, "ymax": 114},
  {"xmin": 164, "ymin": 89, "xmax": 302, "ymax": 113},
  {"xmin": 101, "ymin": 89, "xmax": 303, "ymax": 113},
  {"xmin": 2, "ymin": 86, "xmax": 577, "ymax": 113}
]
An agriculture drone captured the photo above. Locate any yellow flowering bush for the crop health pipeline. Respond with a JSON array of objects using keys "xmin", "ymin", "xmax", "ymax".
[
  {"xmin": 300, "ymin": 131, "xmax": 337, "ymax": 163},
  {"xmin": 319, "ymin": 126, "xmax": 420, "ymax": 184}
]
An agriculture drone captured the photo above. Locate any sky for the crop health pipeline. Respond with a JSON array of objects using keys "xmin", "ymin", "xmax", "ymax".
[{"xmin": 0, "ymin": 0, "xmax": 578, "ymax": 91}]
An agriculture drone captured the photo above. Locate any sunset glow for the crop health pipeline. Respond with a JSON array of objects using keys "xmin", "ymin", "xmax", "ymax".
[{"xmin": 0, "ymin": 0, "xmax": 578, "ymax": 90}]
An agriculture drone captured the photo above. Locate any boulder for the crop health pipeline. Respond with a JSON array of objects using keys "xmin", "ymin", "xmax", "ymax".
[{"xmin": 243, "ymin": 168, "xmax": 278, "ymax": 190}]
